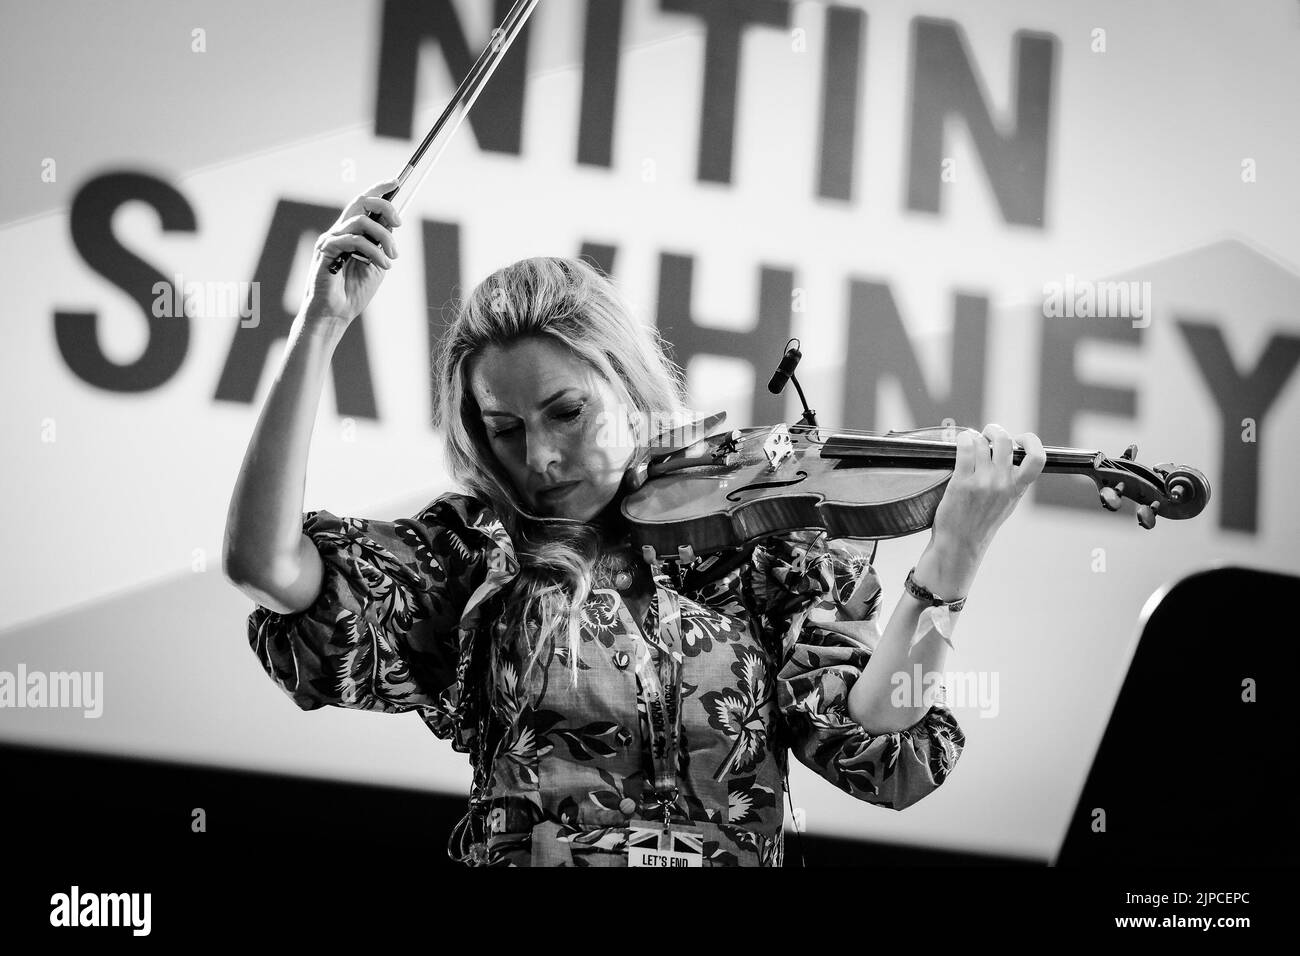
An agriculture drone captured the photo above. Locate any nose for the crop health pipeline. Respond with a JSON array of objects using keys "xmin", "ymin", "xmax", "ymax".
[{"xmin": 523, "ymin": 427, "xmax": 562, "ymax": 478}]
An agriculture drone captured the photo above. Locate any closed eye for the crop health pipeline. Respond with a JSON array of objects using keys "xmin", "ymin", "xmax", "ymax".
[{"xmin": 490, "ymin": 404, "xmax": 584, "ymax": 439}]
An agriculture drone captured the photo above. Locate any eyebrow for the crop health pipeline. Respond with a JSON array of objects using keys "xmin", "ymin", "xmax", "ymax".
[{"xmin": 480, "ymin": 388, "xmax": 583, "ymax": 418}]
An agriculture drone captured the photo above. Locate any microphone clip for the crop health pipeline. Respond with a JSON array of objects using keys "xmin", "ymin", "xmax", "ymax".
[{"xmin": 767, "ymin": 338, "xmax": 818, "ymax": 431}]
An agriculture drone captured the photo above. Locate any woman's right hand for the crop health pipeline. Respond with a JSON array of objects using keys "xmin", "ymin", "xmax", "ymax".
[{"xmin": 300, "ymin": 179, "xmax": 403, "ymax": 332}]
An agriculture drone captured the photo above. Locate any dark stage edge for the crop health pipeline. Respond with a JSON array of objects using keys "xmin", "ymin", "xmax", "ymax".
[
  {"xmin": 10, "ymin": 739, "xmax": 1294, "ymax": 940},
  {"xmin": 0, "ymin": 739, "xmax": 1037, "ymax": 867}
]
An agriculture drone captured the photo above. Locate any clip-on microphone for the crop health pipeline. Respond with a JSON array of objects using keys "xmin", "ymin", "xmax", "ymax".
[{"xmin": 767, "ymin": 338, "xmax": 817, "ymax": 433}]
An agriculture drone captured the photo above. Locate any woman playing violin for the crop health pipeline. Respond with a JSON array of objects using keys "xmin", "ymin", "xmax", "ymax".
[{"xmin": 225, "ymin": 180, "xmax": 1047, "ymax": 867}]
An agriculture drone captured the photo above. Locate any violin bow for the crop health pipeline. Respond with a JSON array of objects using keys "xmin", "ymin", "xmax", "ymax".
[{"xmin": 328, "ymin": 0, "xmax": 543, "ymax": 274}]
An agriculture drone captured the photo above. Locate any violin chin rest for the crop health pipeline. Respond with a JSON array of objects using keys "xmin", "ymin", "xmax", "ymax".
[{"xmin": 621, "ymin": 461, "xmax": 649, "ymax": 493}]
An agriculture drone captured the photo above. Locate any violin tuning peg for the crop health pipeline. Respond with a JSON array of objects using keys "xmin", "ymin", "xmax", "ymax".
[
  {"xmin": 1136, "ymin": 504, "xmax": 1157, "ymax": 529},
  {"xmin": 1154, "ymin": 461, "xmax": 1173, "ymax": 474},
  {"xmin": 1121, "ymin": 443, "xmax": 1138, "ymax": 461},
  {"xmin": 1098, "ymin": 486, "xmax": 1121, "ymax": 511}
]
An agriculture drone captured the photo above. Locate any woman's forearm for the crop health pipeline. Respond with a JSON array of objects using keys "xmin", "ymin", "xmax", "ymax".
[
  {"xmin": 847, "ymin": 532, "xmax": 982, "ymax": 733},
  {"xmin": 222, "ymin": 311, "xmax": 346, "ymax": 590},
  {"xmin": 846, "ymin": 424, "xmax": 1045, "ymax": 734}
]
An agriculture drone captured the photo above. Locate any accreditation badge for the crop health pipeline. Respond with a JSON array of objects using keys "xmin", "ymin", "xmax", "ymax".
[{"xmin": 625, "ymin": 819, "xmax": 705, "ymax": 868}]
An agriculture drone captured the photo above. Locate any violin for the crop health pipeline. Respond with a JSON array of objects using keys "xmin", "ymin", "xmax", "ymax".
[{"xmin": 619, "ymin": 359, "xmax": 1211, "ymax": 564}]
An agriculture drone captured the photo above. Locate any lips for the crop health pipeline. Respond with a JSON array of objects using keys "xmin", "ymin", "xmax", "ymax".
[{"xmin": 537, "ymin": 481, "xmax": 579, "ymax": 501}]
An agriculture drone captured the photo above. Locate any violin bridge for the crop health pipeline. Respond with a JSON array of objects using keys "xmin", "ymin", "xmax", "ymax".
[{"xmin": 763, "ymin": 423, "xmax": 794, "ymax": 471}]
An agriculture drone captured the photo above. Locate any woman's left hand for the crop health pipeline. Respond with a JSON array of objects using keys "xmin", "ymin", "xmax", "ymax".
[{"xmin": 915, "ymin": 424, "xmax": 1046, "ymax": 597}]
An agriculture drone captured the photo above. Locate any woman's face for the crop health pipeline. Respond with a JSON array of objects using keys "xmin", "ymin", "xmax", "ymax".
[{"xmin": 469, "ymin": 337, "xmax": 640, "ymax": 522}]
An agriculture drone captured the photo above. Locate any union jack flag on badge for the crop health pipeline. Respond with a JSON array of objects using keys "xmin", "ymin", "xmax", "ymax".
[{"xmin": 626, "ymin": 820, "xmax": 705, "ymax": 855}]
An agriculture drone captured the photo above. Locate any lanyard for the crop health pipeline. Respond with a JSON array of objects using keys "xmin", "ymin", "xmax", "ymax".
[{"xmin": 626, "ymin": 582, "xmax": 685, "ymax": 828}]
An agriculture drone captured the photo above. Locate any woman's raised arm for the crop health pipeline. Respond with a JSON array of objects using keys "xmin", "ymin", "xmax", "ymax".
[{"xmin": 223, "ymin": 180, "xmax": 402, "ymax": 613}]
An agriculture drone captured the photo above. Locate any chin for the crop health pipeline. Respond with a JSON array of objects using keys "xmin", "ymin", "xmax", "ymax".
[
  {"xmin": 566, "ymin": 498, "xmax": 602, "ymax": 522},
  {"xmin": 567, "ymin": 495, "xmax": 617, "ymax": 524},
  {"xmin": 535, "ymin": 495, "xmax": 589, "ymax": 520},
  {"xmin": 532, "ymin": 483, "xmax": 620, "ymax": 523}
]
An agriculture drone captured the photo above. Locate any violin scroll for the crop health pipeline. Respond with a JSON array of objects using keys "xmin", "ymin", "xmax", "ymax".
[{"xmin": 1089, "ymin": 443, "xmax": 1211, "ymax": 528}]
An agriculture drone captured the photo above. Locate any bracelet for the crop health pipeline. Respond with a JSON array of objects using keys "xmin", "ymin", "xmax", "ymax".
[{"xmin": 904, "ymin": 566, "xmax": 967, "ymax": 613}]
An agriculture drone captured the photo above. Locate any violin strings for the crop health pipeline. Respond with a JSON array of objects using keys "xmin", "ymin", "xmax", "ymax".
[
  {"xmin": 726, "ymin": 425, "xmax": 971, "ymax": 448},
  {"xmin": 716, "ymin": 426, "xmax": 1106, "ymax": 467}
]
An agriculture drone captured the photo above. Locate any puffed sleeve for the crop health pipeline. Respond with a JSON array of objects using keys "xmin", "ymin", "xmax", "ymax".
[
  {"xmin": 245, "ymin": 491, "xmax": 518, "ymax": 754},
  {"xmin": 748, "ymin": 530, "xmax": 965, "ymax": 810}
]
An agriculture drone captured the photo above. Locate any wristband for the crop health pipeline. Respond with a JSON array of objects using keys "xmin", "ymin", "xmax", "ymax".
[{"xmin": 904, "ymin": 566, "xmax": 967, "ymax": 613}]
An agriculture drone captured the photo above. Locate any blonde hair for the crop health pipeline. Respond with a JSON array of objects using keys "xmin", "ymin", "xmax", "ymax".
[{"xmin": 432, "ymin": 256, "xmax": 690, "ymax": 684}]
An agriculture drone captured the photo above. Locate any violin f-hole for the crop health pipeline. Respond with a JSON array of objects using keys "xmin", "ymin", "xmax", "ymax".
[{"xmin": 724, "ymin": 470, "xmax": 809, "ymax": 503}]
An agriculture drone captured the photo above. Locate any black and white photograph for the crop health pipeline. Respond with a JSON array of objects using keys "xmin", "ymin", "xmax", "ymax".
[{"xmin": 1, "ymin": 0, "xmax": 1296, "ymax": 939}]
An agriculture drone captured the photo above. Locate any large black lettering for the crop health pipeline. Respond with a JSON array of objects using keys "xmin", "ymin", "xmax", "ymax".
[
  {"xmin": 374, "ymin": 0, "xmax": 529, "ymax": 152},
  {"xmin": 659, "ymin": 0, "xmax": 791, "ymax": 184},
  {"xmin": 576, "ymin": 242, "xmax": 619, "ymax": 279},
  {"xmin": 577, "ymin": 0, "xmax": 626, "ymax": 167},
  {"xmin": 655, "ymin": 252, "xmax": 794, "ymax": 424},
  {"xmin": 1035, "ymin": 314, "xmax": 1140, "ymax": 512},
  {"xmin": 55, "ymin": 172, "xmax": 195, "ymax": 392},
  {"xmin": 215, "ymin": 200, "xmax": 378, "ymax": 419},
  {"xmin": 842, "ymin": 281, "xmax": 987, "ymax": 430},
  {"xmin": 1179, "ymin": 321, "xmax": 1300, "ymax": 533},
  {"xmin": 907, "ymin": 18, "xmax": 1054, "ymax": 226},
  {"xmin": 422, "ymin": 218, "xmax": 463, "ymax": 426},
  {"xmin": 817, "ymin": 4, "xmax": 866, "ymax": 202}
]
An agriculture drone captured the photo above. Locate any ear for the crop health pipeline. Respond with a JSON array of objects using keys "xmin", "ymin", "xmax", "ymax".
[{"xmin": 628, "ymin": 406, "xmax": 646, "ymax": 444}]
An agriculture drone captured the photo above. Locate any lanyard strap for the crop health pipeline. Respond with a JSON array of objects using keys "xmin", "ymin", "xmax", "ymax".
[{"xmin": 628, "ymin": 583, "xmax": 684, "ymax": 825}]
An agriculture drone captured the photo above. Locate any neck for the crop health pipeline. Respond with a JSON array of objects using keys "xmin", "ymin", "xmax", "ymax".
[{"xmin": 513, "ymin": 488, "xmax": 632, "ymax": 551}]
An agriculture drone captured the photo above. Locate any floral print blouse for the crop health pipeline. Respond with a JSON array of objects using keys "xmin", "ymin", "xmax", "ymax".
[{"xmin": 246, "ymin": 493, "xmax": 965, "ymax": 867}]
